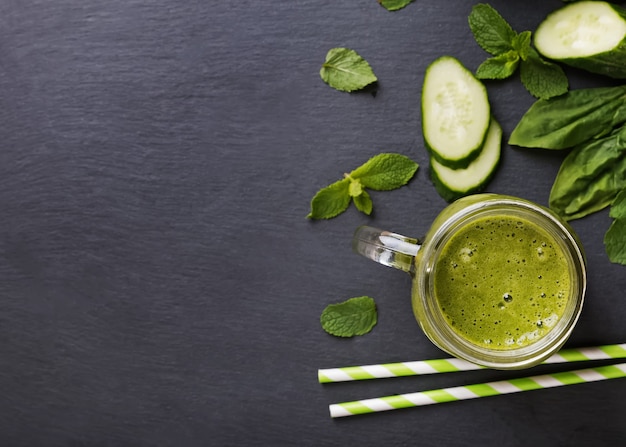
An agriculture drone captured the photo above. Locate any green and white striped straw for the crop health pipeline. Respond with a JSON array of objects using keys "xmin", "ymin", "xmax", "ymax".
[
  {"xmin": 329, "ymin": 362, "xmax": 626, "ymax": 418},
  {"xmin": 319, "ymin": 343, "xmax": 626, "ymax": 383}
]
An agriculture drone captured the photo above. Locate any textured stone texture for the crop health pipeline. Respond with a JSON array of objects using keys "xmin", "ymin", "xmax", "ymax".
[{"xmin": 0, "ymin": 1, "xmax": 624, "ymax": 445}]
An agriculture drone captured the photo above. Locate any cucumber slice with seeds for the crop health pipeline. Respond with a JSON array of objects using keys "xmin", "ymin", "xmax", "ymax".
[
  {"xmin": 430, "ymin": 117, "xmax": 502, "ymax": 202},
  {"xmin": 535, "ymin": 1, "xmax": 626, "ymax": 79},
  {"xmin": 422, "ymin": 56, "xmax": 491, "ymax": 169}
]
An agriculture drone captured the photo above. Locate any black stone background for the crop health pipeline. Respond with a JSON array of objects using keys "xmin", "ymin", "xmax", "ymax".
[{"xmin": 0, "ymin": 1, "xmax": 624, "ymax": 446}]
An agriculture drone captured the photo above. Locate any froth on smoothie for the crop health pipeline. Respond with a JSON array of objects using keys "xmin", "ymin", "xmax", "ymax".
[{"xmin": 433, "ymin": 214, "xmax": 571, "ymax": 350}]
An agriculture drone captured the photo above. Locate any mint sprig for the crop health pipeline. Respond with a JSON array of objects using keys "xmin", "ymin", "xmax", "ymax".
[
  {"xmin": 307, "ymin": 153, "xmax": 418, "ymax": 219},
  {"xmin": 604, "ymin": 189, "xmax": 626, "ymax": 265},
  {"xmin": 320, "ymin": 296, "xmax": 378, "ymax": 337},
  {"xmin": 469, "ymin": 3, "xmax": 568, "ymax": 99},
  {"xmin": 320, "ymin": 48, "xmax": 378, "ymax": 92}
]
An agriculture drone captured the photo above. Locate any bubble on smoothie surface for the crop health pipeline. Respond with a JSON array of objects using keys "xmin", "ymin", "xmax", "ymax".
[
  {"xmin": 459, "ymin": 247, "xmax": 475, "ymax": 262},
  {"xmin": 543, "ymin": 313, "xmax": 558, "ymax": 328},
  {"xmin": 517, "ymin": 329, "xmax": 540, "ymax": 345}
]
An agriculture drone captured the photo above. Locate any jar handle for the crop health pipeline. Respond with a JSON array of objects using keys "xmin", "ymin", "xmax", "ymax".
[{"xmin": 352, "ymin": 226, "xmax": 421, "ymax": 274}]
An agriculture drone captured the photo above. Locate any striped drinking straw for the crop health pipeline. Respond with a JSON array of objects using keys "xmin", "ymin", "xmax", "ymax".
[
  {"xmin": 329, "ymin": 362, "xmax": 626, "ymax": 418},
  {"xmin": 319, "ymin": 343, "xmax": 626, "ymax": 383}
]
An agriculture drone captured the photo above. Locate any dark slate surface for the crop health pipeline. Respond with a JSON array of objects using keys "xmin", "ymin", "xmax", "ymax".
[{"xmin": 0, "ymin": 1, "xmax": 625, "ymax": 446}]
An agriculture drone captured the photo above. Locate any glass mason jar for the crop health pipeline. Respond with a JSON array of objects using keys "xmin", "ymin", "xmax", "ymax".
[{"xmin": 352, "ymin": 194, "xmax": 586, "ymax": 369}]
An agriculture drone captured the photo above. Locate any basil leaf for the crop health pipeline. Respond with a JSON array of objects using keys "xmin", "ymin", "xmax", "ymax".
[
  {"xmin": 307, "ymin": 178, "xmax": 351, "ymax": 220},
  {"xmin": 549, "ymin": 126, "xmax": 626, "ymax": 220},
  {"xmin": 519, "ymin": 48, "xmax": 568, "ymax": 100},
  {"xmin": 468, "ymin": 3, "xmax": 516, "ymax": 56},
  {"xmin": 353, "ymin": 190, "xmax": 373, "ymax": 215},
  {"xmin": 509, "ymin": 85, "xmax": 626, "ymax": 149},
  {"xmin": 378, "ymin": 0, "xmax": 414, "ymax": 11},
  {"xmin": 610, "ymin": 189, "xmax": 626, "ymax": 220},
  {"xmin": 476, "ymin": 51, "xmax": 519, "ymax": 80},
  {"xmin": 604, "ymin": 219, "xmax": 626, "ymax": 265},
  {"xmin": 320, "ymin": 48, "xmax": 378, "ymax": 92},
  {"xmin": 350, "ymin": 153, "xmax": 418, "ymax": 191},
  {"xmin": 320, "ymin": 296, "xmax": 377, "ymax": 337}
]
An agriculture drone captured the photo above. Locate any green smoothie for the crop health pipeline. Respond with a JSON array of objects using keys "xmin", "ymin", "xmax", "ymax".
[{"xmin": 433, "ymin": 214, "xmax": 571, "ymax": 350}]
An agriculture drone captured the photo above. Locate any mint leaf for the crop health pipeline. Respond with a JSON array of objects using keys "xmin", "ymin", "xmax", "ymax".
[
  {"xmin": 308, "ymin": 178, "xmax": 351, "ymax": 219},
  {"xmin": 320, "ymin": 296, "xmax": 377, "ymax": 337},
  {"xmin": 512, "ymin": 31, "xmax": 532, "ymax": 61},
  {"xmin": 350, "ymin": 153, "xmax": 419, "ymax": 191},
  {"xmin": 320, "ymin": 48, "xmax": 377, "ymax": 92},
  {"xmin": 604, "ymin": 218, "xmax": 626, "ymax": 265},
  {"xmin": 468, "ymin": 3, "xmax": 516, "ymax": 56},
  {"xmin": 520, "ymin": 49, "xmax": 568, "ymax": 99},
  {"xmin": 610, "ymin": 189, "xmax": 626, "ymax": 220},
  {"xmin": 353, "ymin": 190, "xmax": 373, "ymax": 215},
  {"xmin": 378, "ymin": 0, "xmax": 414, "ymax": 11},
  {"xmin": 476, "ymin": 51, "xmax": 519, "ymax": 79}
]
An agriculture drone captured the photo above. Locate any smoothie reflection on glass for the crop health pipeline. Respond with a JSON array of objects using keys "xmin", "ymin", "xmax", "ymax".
[{"xmin": 352, "ymin": 194, "xmax": 586, "ymax": 370}]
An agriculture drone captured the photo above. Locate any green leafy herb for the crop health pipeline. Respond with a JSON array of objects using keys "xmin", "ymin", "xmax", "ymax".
[
  {"xmin": 610, "ymin": 189, "xmax": 626, "ymax": 220},
  {"xmin": 308, "ymin": 178, "xmax": 351, "ymax": 220},
  {"xmin": 307, "ymin": 153, "xmax": 418, "ymax": 219},
  {"xmin": 605, "ymin": 189, "xmax": 626, "ymax": 265},
  {"xmin": 320, "ymin": 48, "xmax": 378, "ymax": 92},
  {"xmin": 509, "ymin": 85, "xmax": 626, "ymax": 149},
  {"xmin": 605, "ymin": 219, "xmax": 626, "ymax": 265},
  {"xmin": 468, "ymin": 3, "xmax": 516, "ymax": 55},
  {"xmin": 320, "ymin": 296, "xmax": 377, "ymax": 337},
  {"xmin": 549, "ymin": 126, "xmax": 626, "ymax": 220},
  {"xmin": 512, "ymin": 31, "xmax": 532, "ymax": 60},
  {"xmin": 353, "ymin": 190, "xmax": 373, "ymax": 215},
  {"xmin": 468, "ymin": 3, "xmax": 568, "ymax": 99},
  {"xmin": 350, "ymin": 152, "xmax": 419, "ymax": 190},
  {"xmin": 476, "ymin": 51, "xmax": 519, "ymax": 79},
  {"xmin": 520, "ymin": 48, "xmax": 569, "ymax": 100},
  {"xmin": 378, "ymin": 0, "xmax": 414, "ymax": 11}
]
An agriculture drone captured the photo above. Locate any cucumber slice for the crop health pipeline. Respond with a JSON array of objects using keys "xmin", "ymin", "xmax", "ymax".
[
  {"xmin": 535, "ymin": 1, "xmax": 626, "ymax": 79},
  {"xmin": 430, "ymin": 118, "xmax": 502, "ymax": 202},
  {"xmin": 422, "ymin": 56, "xmax": 491, "ymax": 169}
]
